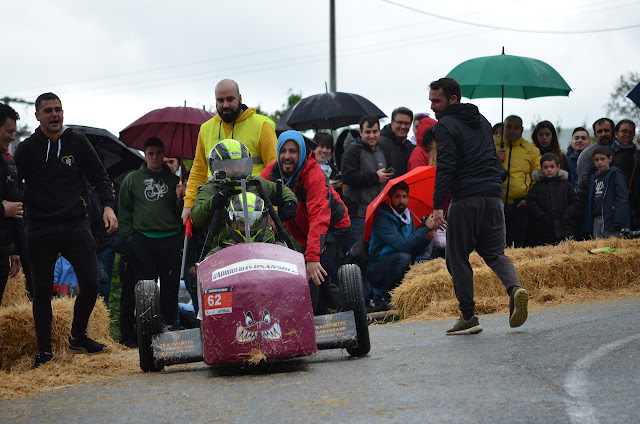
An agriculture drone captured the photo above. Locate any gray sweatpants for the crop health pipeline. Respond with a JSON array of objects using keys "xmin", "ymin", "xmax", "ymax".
[{"xmin": 445, "ymin": 197, "xmax": 520, "ymax": 318}]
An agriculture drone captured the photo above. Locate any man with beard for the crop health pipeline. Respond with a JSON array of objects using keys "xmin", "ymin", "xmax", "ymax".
[
  {"xmin": 181, "ymin": 79, "xmax": 277, "ymax": 223},
  {"xmin": 429, "ymin": 78, "xmax": 528, "ymax": 335},
  {"xmin": 262, "ymin": 130, "xmax": 350, "ymax": 314},
  {"xmin": 577, "ymin": 118, "xmax": 615, "ymax": 196},
  {"xmin": 366, "ymin": 181, "xmax": 434, "ymax": 309}
]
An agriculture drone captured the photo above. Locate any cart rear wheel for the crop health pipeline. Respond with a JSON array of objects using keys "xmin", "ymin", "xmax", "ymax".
[
  {"xmin": 338, "ymin": 264, "xmax": 370, "ymax": 357},
  {"xmin": 135, "ymin": 280, "xmax": 164, "ymax": 372}
]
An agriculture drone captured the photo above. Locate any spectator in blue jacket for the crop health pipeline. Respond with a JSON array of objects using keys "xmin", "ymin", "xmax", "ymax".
[
  {"xmin": 366, "ymin": 181, "xmax": 435, "ymax": 309},
  {"xmin": 585, "ymin": 145, "xmax": 630, "ymax": 238}
]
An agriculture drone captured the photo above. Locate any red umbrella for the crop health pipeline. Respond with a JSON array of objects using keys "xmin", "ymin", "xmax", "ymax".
[
  {"xmin": 119, "ymin": 106, "xmax": 214, "ymax": 159},
  {"xmin": 364, "ymin": 166, "xmax": 436, "ymax": 242}
]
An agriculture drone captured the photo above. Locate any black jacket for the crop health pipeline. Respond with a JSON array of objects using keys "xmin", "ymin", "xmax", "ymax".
[
  {"xmin": 377, "ymin": 124, "xmax": 414, "ymax": 177},
  {"xmin": 432, "ymin": 103, "xmax": 503, "ymax": 209},
  {"xmin": 341, "ymin": 139, "xmax": 387, "ymax": 219},
  {"xmin": 526, "ymin": 169, "xmax": 580, "ymax": 244},
  {"xmin": 0, "ymin": 154, "xmax": 20, "ymax": 255},
  {"xmin": 14, "ymin": 126, "xmax": 115, "ymax": 224}
]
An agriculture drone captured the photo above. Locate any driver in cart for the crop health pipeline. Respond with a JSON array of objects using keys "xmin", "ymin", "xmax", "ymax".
[{"xmin": 190, "ymin": 139, "xmax": 298, "ymax": 258}]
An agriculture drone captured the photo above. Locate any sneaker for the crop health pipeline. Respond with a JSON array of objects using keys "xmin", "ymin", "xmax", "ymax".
[
  {"xmin": 446, "ymin": 316, "xmax": 483, "ymax": 335},
  {"xmin": 32, "ymin": 351, "xmax": 54, "ymax": 369},
  {"xmin": 69, "ymin": 334, "xmax": 107, "ymax": 355},
  {"xmin": 509, "ymin": 287, "xmax": 529, "ymax": 328}
]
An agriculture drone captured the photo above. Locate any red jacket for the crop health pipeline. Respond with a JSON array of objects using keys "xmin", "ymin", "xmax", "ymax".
[
  {"xmin": 408, "ymin": 147, "xmax": 430, "ymax": 172},
  {"xmin": 262, "ymin": 151, "xmax": 350, "ymax": 262}
]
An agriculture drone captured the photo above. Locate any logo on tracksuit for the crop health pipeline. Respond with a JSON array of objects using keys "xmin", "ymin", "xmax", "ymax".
[
  {"xmin": 143, "ymin": 178, "xmax": 168, "ymax": 201},
  {"xmin": 61, "ymin": 155, "xmax": 74, "ymax": 166}
]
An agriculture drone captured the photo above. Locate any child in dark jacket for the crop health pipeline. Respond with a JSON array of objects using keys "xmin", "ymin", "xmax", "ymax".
[
  {"xmin": 585, "ymin": 145, "xmax": 631, "ymax": 238},
  {"xmin": 526, "ymin": 153, "xmax": 581, "ymax": 245}
]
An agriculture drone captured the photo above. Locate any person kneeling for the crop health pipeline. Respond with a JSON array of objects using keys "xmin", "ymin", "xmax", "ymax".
[{"xmin": 366, "ymin": 181, "xmax": 435, "ymax": 310}]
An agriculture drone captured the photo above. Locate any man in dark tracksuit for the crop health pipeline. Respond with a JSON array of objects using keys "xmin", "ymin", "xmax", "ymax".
[
  {"xmin": 0, "ymin": 103, "xmax": 23, "ymax": 305},
  {"xmin": 14, "ymin": 93, "xmax": 117, "ymax": 367},
  {"xmin": 429, "ymin": 78, "xmax": 528, "ymax": 335}
]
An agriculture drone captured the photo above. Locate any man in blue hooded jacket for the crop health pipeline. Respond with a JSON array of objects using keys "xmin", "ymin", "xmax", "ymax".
[
  {"xmin": 367, "ymin": 181, "xmax": 434, "ymax": 309},
  {"xmin": 262, "ymin": 130, "xmax": 350, "ymax": 314}
]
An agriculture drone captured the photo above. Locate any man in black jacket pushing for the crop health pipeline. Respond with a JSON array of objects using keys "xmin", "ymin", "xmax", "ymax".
[
  {"xmin": 14, "ymin": 93, "xmax": 118, "ymax": 367},
  {"xmin": 429, "ymin": 78, "xmax": 528, "ymax": 335}
]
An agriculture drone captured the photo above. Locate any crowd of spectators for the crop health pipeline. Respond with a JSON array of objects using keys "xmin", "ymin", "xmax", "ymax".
[{"xmin": 2, "ymin": 78, "xmax": 638, "ymax": 365}]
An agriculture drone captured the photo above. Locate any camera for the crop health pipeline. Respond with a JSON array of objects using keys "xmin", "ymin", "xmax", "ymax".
[{"xmin": 212, "ymin": 169, "xmax": 227, "ymax": 182}]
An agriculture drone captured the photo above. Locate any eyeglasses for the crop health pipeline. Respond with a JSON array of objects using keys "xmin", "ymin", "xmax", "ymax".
[
  {"xmin": 393, "ymin": 120, "xmax": 412, "ymax": 127},
  {"xmin": 618, "ymin": 129, "xmax": 636, "ymax": 136}
]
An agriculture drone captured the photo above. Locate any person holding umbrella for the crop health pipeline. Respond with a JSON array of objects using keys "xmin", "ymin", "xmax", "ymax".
[
  {"xmin": 429, "ymin": 78, "xmax": 528, "ymax": 335},
  {"xmin": 182, "ymin": 79, "xmax": 278, "ymax": 225}
]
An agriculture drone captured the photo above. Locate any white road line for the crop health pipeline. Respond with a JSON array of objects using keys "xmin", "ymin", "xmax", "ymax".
[{"xmin": 564, "ymin": 333, "xmax": 640, "ymax": 424}]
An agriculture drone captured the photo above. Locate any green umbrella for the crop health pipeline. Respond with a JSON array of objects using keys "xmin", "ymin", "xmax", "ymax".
[{"xmin": 446, "ymin": 48, "xmax": 571, "ymax": 145}]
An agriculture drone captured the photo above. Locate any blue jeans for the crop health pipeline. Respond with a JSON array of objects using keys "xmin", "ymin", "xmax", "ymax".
[{"xmin": 97, "ymin": 247, "xmax": 115, "ymax": 309}]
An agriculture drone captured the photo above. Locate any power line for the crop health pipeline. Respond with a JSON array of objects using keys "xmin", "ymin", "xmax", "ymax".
[{"xmin": 381, "ymin": 0, "xmax": 640, "ymax": 34}]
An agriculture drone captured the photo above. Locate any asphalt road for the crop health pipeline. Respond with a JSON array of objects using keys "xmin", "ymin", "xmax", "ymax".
[{"xmin": 2, "ymin": 297, "xmax": 639, "ymax": 424}]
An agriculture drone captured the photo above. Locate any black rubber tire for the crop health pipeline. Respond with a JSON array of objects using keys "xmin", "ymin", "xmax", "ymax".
[
  {"xmin": 134, "ymin": 280, "xmax": 164, "ymax": 372},
  {"xmin": 338, "ymin": 264, "xmax": 371, "ymax": 357}
]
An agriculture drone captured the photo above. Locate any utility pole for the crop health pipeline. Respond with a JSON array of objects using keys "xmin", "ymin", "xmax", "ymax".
[{"xmin": 329, "ymin": 0, "xmax": 336, "ymax": 93}]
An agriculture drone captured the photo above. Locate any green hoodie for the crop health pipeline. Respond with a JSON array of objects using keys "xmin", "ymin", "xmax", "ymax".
[{"xmin": 119, "ymin": 163, "xmax": 183, "ymax": 243}]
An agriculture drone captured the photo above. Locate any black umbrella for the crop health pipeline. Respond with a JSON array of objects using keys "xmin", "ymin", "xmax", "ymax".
[
  {"xmin": 278, "ymin": 92, "xmax": 387, "ymax": 131},
  {"xmin": 69, "ymin": 125, "xmax": 145, "ymax": 186}
]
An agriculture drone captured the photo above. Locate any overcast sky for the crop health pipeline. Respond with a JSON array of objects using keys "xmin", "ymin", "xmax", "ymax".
[{"xmin": 4, "ymin": 0, "xmax": 640, "ymax": 145}]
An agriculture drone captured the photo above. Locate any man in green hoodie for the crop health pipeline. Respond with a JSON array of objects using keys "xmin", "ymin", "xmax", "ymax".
[{"xmin": 119, "ymin": 137, "xmax": 184, "ymax": 329}]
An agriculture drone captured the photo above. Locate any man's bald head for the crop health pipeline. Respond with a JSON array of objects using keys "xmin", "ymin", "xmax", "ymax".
[
  {"xmin": 215, "ymin": 79, "xmax": 240, "ymax": 96},
  {"xmin": 215, "ymin": 79, "xmax": 243, "ymax": 123}
]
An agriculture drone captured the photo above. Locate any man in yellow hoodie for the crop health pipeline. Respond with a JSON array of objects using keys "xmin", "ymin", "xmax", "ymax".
[
  {"xmin": 495, "ymin": 115, "xmax": 541, "ymax": 247},
  {"xmin": 181, "ymin": 79, "xmax": 278, "ymax": 223}
]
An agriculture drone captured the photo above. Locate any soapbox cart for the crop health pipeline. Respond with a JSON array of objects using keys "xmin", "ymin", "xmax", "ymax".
[{"xmin": 133, "ymin": 180, "xmax": 370, "ymax": 372}]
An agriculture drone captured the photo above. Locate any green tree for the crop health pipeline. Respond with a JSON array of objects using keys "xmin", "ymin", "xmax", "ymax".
[{"xmin": 605, "ymin": 72, "xmax": 640, "ymax": 123}]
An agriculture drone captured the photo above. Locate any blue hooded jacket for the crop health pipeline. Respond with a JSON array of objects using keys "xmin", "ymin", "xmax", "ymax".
[{"xmin": 276, "ymin": 130, "xmax": 307, "ymax": 187}]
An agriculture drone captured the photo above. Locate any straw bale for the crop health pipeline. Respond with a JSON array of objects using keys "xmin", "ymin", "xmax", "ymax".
[
  {"xmin": 392, "ymin": 238, "xmax": 640, "ymax": 321},
  {"xmin": 1, "ymin": 270, "xmax": 29, "ymax": 308},
  {"xmin": 0, "ymin": 273, "xmax": 139, "ymax": 400}
]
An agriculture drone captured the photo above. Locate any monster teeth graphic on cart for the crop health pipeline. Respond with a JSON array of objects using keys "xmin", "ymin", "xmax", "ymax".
[{"xmin": 236, "ymin": 310, "xmax": 282, "ymax": 343}]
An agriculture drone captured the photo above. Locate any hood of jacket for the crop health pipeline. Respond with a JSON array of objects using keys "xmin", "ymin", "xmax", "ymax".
[
  {"xmin": 439, "ymin": 103, "xmax": 483, "ymax": 129},
  {"xmin": 276, "ymin": 130, "xmax": 307, "ymax": 186},
  {"xmin": 532, "ymin": 168, "xmax": 569, "ymax": 183}
]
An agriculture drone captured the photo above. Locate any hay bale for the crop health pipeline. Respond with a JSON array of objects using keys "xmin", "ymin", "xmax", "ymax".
[
  {"xmin": 0, "ymin": 273, "xmax": 139, "ymax": 400},
  {"xmin": 0, "ymin": 283, "xmax": 112, "ymax": 372},
  {"xmin": 1, "ymin": 270, "xmax": 29, "ymax": 308},
  {"xmin": 392, "ymin": 238, "xmax": 640, "ymax": 321}
]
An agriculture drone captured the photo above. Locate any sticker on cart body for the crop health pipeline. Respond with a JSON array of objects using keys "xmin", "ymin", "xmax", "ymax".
[
  {"xmin": 203, "ymin": 287, "xmax": 233, "ymax": 316},
  {"xmin": 211, "ymin": 259, "xmax": 298, "ymax": 282}
]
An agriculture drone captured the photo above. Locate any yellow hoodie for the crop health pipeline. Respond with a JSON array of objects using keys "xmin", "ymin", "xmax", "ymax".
[
  {"xmin": 495, "ymin": 137, "xmax": 541, "ymax": 204},
  {"xmin": 184, "ymin": 108, "xmax": 277, "ymax": 207}
]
